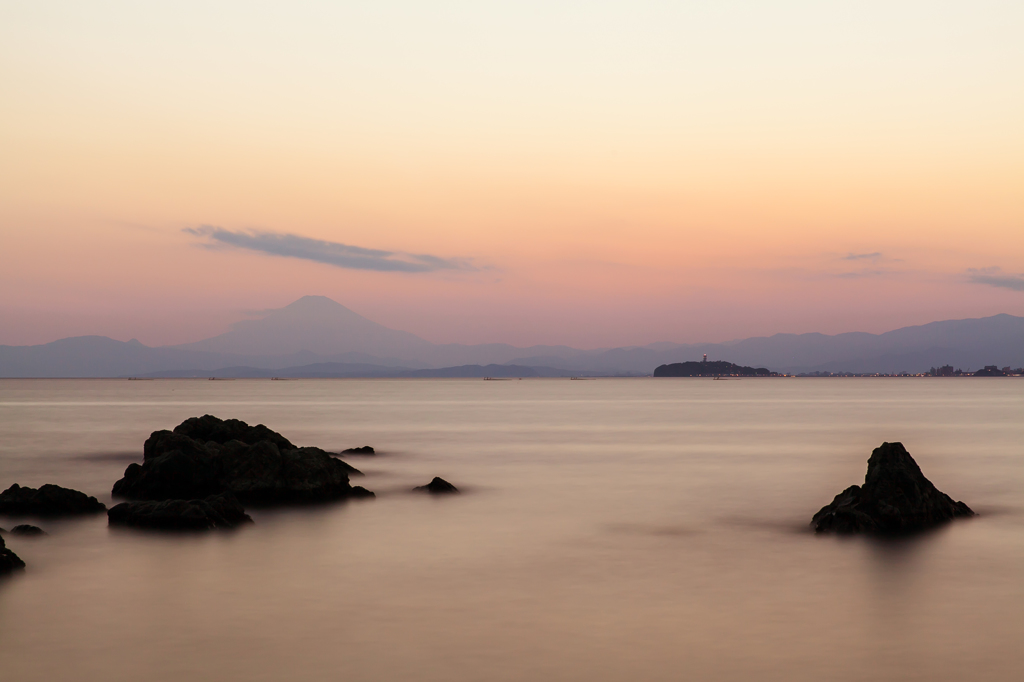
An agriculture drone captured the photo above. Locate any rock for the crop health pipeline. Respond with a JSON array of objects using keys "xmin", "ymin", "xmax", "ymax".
[
  {"xmin": 172, "ymin": 414, "xmax": 296, "ymax": 450},
  {"xmin": 10, "ymin": 525, "xmax": 46, "ymax": 536},
  {"xmin": 414, "ymin": 477, "xmax": 459, "ymax": 494},
  {"xmin": 0, "ymin": 483, "xmax": 106, "ymax": 516},
  {"xmin": 812, "ymin": 442, "xmax": 974, "ymax": 535},
  {"xmin": 331, "ymin": 458, "xmax": 363, "ymax": 476},
  {"xmin": 113, "ymin": 415, "xmax": 373, "ymax": 504},
  {"xmin": 108, "ymin": 493, "xmax": 253, "ymax": 531},
  {"xmin": 341, "ymin": 446, "xmax": 375, "ymax": 455},
  {"xmin": 0, "ymin": 534, "xmax": 25, "ymax": 575}
]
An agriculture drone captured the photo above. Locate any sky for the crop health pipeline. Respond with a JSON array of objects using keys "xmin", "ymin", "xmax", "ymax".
[{"xmin": 2, "ymin": 1, "xmax": 1023, "ymax": 348}]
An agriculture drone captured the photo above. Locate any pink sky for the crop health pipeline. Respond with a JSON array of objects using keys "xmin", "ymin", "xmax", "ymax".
[{"xmin": 2, "ymin": 2, "xmax": 1022, "ymax": 348}]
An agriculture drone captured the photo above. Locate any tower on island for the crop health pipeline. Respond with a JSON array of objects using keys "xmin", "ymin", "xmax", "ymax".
[{"xmin": 702, "ymin": 354, "xmax": 707, "ymax": 363}]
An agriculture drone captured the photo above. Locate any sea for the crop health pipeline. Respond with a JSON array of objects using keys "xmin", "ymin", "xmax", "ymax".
[{"xmin": 0, "ymin": 378, "xmax": 1021, "ymax": 682}]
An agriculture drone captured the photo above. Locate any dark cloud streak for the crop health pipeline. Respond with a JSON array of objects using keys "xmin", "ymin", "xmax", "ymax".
[
  {"xmin": 184, "ymin": 226, "xmax": 476, "ymax": 273},
  {"xmin": 968, "ymin": 267, "xmax": 1024, "ymax": 292},
  {"xmin": 843, "ymin": 252, "xmax": 882, "ymax": 261}
]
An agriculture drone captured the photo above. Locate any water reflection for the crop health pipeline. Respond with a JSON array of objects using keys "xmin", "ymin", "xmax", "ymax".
[{"xmin": 0, "ymin": 378, "xmax": 1021, "ymax": 682}]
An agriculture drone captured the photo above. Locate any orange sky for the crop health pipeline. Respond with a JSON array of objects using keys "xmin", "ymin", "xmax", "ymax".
[{"xmin": 2, "ymin": 1, "xmax": 1022, "ymax": 347}]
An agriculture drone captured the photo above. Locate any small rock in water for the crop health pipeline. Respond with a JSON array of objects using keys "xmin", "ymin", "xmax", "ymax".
[
  {"xmin": 0, "ymin": 483, "xmax": 106, "ymax": 516},
  {"xmin": 812, "ymin": 442, "xmax": 974, "ymax": 535},
  {"xmin": 414, "ymin": 477, "xmax": 459, "ymax": 494},
  {"xmin": 10, "ymin": 524, "xmax": 46, "ymax": 536},
  {"xmin": 0, "ymin": 534, "xmax": 26, "ymax": 575},
  {"xmin": 341, "ymin": 446, "xmax": 375, "ymax": 455},
  {"xmin": 108, "ymin": 493, "xmax": 253, "ymax": 531}
]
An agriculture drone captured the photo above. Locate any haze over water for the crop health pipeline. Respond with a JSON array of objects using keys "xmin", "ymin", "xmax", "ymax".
[{"xmin": 1, "ymin": 378, "xmax": 1021, "ymax": 681}]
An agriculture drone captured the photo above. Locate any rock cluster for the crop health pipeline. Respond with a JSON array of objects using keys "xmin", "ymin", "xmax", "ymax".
[
  {"xmin": 812, "ymin": 442, "xmax": 974, "ymax": 534},
  {"xmin": 112, "ymin": 415, "xmax": 372, "ymax": 505},
  {"xmin": 415, "ymin": 477, "xmax": 459, "ymax": 494},
  {"xmin": 0, "ymin": 483, "xmax": 106, "ymax": 516},
  {"xmin": 342, "ymin": 446, "xmax": 375, "ymax": 455},
  {"xmin": 108, "ymin": 493, "xmax": 253, "ymax": 531}
]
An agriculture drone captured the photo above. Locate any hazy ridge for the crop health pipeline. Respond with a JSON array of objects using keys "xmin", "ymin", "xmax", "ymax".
[{"xmin": 2, "ymin": 296, "xmax": 1023, "ymax": 377}]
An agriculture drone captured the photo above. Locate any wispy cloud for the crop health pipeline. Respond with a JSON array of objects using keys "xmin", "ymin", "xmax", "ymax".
[
  {"xmin": 826, "ymin": 251, "xmax": 907, "ymax": 278},
  {"xmin": 832, "ymin": 269, "xmax": 888, "ymax": 279},
  {"xmin": 967, "ymin": 267, "xmax": 1024, "ymax": 292},
  {"xmin": 843, "ymin": 252, "xmax": 882, "ymax": 261},
  {"xmin": 185, "ymin": 226, "xmax": 476, "ymax": 273}
]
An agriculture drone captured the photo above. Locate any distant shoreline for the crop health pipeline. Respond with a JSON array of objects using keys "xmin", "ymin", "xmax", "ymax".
[{"xmin": 0, "ymin": 374, "xmax": 1021, "ymax": 381}]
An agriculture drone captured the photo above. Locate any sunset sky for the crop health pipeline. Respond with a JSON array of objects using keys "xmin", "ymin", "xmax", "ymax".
[{"xmin": 2, "ymin": 1, "xmax": 1022, "ymax": 348}]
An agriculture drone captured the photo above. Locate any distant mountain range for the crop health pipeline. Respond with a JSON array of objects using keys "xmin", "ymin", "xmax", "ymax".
[{"xmin": 2, "ymin": 295, "xmax": 1023, "ymax": 377}]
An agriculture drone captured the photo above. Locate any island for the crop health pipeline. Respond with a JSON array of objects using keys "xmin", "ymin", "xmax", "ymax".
[{"xmin": 653, "ymin": 358, "xmax": 775, "ymax": 377}]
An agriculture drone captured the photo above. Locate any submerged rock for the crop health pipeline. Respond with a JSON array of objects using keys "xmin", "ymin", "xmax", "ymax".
[
  {"xmin": 0, "ymin": 534, "xmax": 25, "ymax": 575},
  {"xmin": 414, "ymin": 477, "xmax": 459, "ymax": 494},
  {"xmin": 108, "ymin": 493, "xmax": 253, "ymax": 531},
  {"xmin": 812, "ymin": 442, "xmax": 974, "ymax": 535},
  {"xmin": 341, "ymin": 446, "xmax": 375, "ymax": 455},
  {"xmin": 10, "ymin": 524, "xmax": 46, "ymax": 536},
  {"xmin": 0, "ymin": 483, "xmax": 106, "ymax": 516},
  {"xmin": 112, "ymin": 415, "xmax": 374, "ymax": 504}
]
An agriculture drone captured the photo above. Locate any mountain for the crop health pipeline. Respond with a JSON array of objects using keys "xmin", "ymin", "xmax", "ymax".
[
  {"xmin": 508, "ymin": 314, "xmax": 1024, "ymax": 374},
  {"xmin": 0, "ymin": 336, "xmax": 236, "ymax": 378},
  {"xmin": 2, "ymin": 296, "xmax": 1023, "ymax": 377},
  {"xmin": 172, "ymin": 295, "xmax": 602, "ymax": 369},
  {"xmin": 172, "ymin": 295, "xmax": 431, "ymax": 358},
  {"xmin": 0, "ymin": 335, "xmax": 408, "ymax": 378},
  {"xmin": 135, "ymin": 362, "xmax": 604, "ymax": 379}
]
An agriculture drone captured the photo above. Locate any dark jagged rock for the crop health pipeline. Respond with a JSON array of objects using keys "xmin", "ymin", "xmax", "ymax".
[
  {"xmin": 0, "ymin": 483, "xmax": 106, "ymax": 516},
  {"xmin": 414, "ymin": 477, "xmax": 459, "ymax": 494},
  {"xmin": 0, "ymin": 534, "xmax": 25, "ymax": 575},
  {"xmin": 108, "ymin": 493, "xmax": 253, "ymax": 531},
  {"xmin": 812, "ymin": 442, "xmax": 974, "ymax": 535},
  {"xmin": 332, "ymin": 458, "xmax": 364, "ymax": 476},
  {"xmin": 113, "ymin": 415, "xmax": 373, "ymax": 504},
  {"xmin": 10, "ymin": 524, "xmax": 46, "ymax": 536},
  {"xmin": 172, "ymin": 414, "xmax": 295, "ymax": 450},
  {"xmin": 341, "ymin": 446, "xmax": 375, "ymax": 455}
]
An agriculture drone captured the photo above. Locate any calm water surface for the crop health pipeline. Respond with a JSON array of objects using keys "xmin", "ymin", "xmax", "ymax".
[{"xmin": 0, "ymin": 378, "xmax": 1021, "ymax": 681}]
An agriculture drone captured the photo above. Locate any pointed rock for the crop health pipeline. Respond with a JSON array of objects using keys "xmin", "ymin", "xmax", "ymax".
[
  {"xmin": 812, "ymin": 442, "xmax": 974, "ymax": 534},
  {"xmin": 414, "ymin": 477, "xmax": 459, "ymax": 494}
]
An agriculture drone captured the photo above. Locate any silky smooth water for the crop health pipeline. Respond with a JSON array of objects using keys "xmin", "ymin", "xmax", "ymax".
[{"xmin": 0, "ymin": 378, "xmax": 1021, "ymax": 681}]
